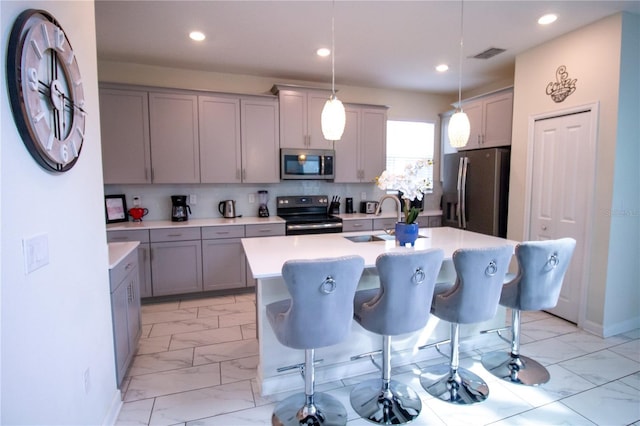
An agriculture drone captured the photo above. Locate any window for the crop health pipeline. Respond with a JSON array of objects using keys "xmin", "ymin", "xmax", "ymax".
[{"xmin": 386, "ymin": 120, "xmax": 435, "ymax": 192}]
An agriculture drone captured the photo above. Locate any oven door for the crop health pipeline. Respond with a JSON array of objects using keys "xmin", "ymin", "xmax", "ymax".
[{"xmin": 285, "ymin": 221, "xmax": 343, "ymax": 235}]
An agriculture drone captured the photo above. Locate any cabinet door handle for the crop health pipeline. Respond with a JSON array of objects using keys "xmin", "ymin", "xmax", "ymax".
[
  {"xmin": 167, "ymin": 233, "xmax": 182, "ymax": 237},
  {"xmin": 124, "ymin": 262, "xmax": 133, "ymax": 271},
  {"xmin": 352, "ymin": 223, "xmax": 363, "ymax": 228},
  {"xmin": 259, "ymin": 229, "xmax": 271, "ymax": 233},
  {"xmin": 242, "ymin": 169, "xmax": 246, "ymax": 180}
]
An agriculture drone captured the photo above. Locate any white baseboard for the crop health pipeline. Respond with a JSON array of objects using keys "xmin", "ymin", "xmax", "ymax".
[
  {"xmin": 581, "ymin": 316, "xmax": 640, "ymax": 338},
  {"xmin": 102, "ymin": 389, "xmax": 123, "ymax": 426},
  {"xmin": 602, "ymin": 315, "xmax": 640, "ymax": 338}
]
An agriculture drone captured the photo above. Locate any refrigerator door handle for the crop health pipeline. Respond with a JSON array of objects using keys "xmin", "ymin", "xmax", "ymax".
[
  {"xmin": 461, "ymin": 156, "xmax": 469, "ymax": 228},
  {"xmin": 456, "ymin": 157, "xmax": 464, "ymax": 228}
]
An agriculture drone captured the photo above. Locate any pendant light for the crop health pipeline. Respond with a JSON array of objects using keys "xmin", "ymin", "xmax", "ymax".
[
  {"xmin": 448, "ymin": 0, "xmax": 470, "ymax": 148},
  {"xmin": 321, "ymin": 0, "xmax": 346, "ymax": 141}
]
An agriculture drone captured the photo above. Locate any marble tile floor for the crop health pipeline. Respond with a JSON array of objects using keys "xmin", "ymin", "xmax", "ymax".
[{"xmin": 116, "ymin": 293, "xmax": 640, "ymax": 426}]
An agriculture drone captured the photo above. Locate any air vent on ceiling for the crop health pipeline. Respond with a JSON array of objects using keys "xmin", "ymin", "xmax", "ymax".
[{"xmin": 471, "ymin": 47, "xmax": 506, "ymax": 59}]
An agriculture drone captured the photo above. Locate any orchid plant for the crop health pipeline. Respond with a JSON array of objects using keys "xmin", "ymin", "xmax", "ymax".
[{"xmin": 375, "ymin": 159, "xmax": 432, "ymax": 224}]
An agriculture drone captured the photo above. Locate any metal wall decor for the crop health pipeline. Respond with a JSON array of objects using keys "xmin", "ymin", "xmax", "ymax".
[{"xmin": 546, "ymin": 65, "xmax": 577, "ymax": 103}]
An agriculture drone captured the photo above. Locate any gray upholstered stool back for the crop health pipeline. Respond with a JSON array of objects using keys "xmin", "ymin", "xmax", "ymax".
[
  {"xmin": 500, "ymin": 238, "xmax": 576, "ymax": 311},
  {"xmin": 267, "ymin": 255, "xmax": 364, "ymax": 350},
  {"xmin": 354, "ymin": 249, "xmax": 444, "ymax": 336},
  {"xmin": 432, "ymin": 245, "xmax": 513, "ymax": 324}
]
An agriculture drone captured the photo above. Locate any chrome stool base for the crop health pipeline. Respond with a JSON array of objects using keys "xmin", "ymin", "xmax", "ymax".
[
  {"xmin": 272, "ymin": 392, "xmax": 347, "ymax": 426},
  {"xmin": 350, "ymin": 378, "xmax": 421, "ymax": 424},
  {"xmin": 420, "ymin": 364, "xmax": 489, "ymax": 405},
  {"xmin": 481, "ymin": 351, "xmax": 550, "ymax": 386}
]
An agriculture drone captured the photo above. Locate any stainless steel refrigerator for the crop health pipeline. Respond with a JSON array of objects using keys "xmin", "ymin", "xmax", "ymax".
[{"xmin": 442, "ymin": 148, "xmax": 510, "ymax": 237}]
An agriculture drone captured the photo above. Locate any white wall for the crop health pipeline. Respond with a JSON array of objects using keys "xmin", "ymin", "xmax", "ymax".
[
  {"xmin": 1, "ymin": 1, "xmax": 120, "ymax": 424},
  {"xmin": 604, "ymin": 12, "xmax": 640, "ymax": 334},
  {"xmin": 98, "ymin": 61, "xmax": 454, "ymax": 215},
  {"xmin": 509, "ymin": 13, "xmax": 639, "ymax": 336}
]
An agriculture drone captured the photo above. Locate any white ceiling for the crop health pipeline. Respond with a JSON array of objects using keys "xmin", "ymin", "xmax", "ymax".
[{"xmin": 94, "ymin": 0, "xmax": 640, "ymax": 95}]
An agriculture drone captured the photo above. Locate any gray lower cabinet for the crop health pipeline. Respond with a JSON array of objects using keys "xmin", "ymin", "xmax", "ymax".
[
  {"xmin": 344, "ymin": 216, "xmax": 442, "ymax": 233},
  {"xmin": 202, "ymin": 226, "xmax": 247, "ymax": 291},
  {"xmin": 373, "ymin": 217, "xmax": 397, "ymax": 232},
  {"xmin": 150, "ymin": 228, "xmax": 203, "ymax": 296},
  {"xmin": 109, "ymin": 249, "xmax": 141, "ymax": 388},
  {"xmin": 107, "ymin": 230, "xmax": 153, "ymax": 298},
  {"xmin": 107, "ymin": 223, "xmax": 286, "ymax": 297},
  {"xmin": 342, "ymin": 219, "xmax": 374, "ymax": 233}
]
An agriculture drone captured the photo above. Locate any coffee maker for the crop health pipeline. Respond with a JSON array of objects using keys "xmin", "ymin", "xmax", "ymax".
[
  {"xmin": 171, "ymin": 195, "xmax": 191, "ymax": 222},
  {"xmin": 258, "ymin": 190, "xmax": 269, "ymax": 217}
]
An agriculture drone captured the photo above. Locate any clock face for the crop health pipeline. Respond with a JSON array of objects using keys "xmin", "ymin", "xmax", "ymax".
[{"xmin": 7, "ymin": 9, "xmax": 86, "ymax": 172}]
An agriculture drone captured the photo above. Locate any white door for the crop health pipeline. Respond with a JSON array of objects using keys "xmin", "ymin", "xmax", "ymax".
[{"xmin": 530, "ymin": 110, "xmax": 595, "ymax": 323}]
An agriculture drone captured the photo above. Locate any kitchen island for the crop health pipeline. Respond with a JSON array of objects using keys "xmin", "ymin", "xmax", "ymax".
[{"xmin": 242, "ymin": 227, "xmax": 518, "ymax": 395}]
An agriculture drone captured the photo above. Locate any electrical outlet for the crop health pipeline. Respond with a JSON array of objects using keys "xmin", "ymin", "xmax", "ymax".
[
  {"xmin": 361, "ymin": 192, "xmax": 367, "ymax": 200},
  {"xmin": 23, "ymin": 233, "xmax": 49, "ymax": 274},
  {"xmin": 189, "ymin": 194, "xmax": 197, "ymax": 205},
  {"xmin": 132, "ymin": 196, "xmax": 141, "ymax": 207},
  {"xmin": 83, "ymin": 368, "xmax": 91, "ymax": 394},
  {"xmin": 248, "ymin": 193, "xmax": 255, "ymax": 204}
]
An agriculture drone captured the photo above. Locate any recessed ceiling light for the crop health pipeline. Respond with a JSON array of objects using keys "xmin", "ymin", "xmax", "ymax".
[
  {"xmin": 317, "ymin": 47, "xmax": 331, "ymax": 57},
  {"xmin": 436, "ymin": 64, "xmax": 449, "ymax": 72},
  {"xmin": 189, "ymin": 31, "xmax": 206, "ymax": 42},
  {"xmin": 538, "ymin": 14, "xmax": 557, "ymax": 25}
]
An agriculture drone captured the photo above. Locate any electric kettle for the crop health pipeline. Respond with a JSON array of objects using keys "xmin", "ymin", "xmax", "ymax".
[{"xmin": 218, "ymin": 200, "xmax": 237, "ymax": 218}]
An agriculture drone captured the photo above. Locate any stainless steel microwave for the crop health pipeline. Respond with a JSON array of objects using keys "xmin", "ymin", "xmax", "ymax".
[{"xmin": 280, "ymin": 149, "xmax": 335, "ymax": 180}]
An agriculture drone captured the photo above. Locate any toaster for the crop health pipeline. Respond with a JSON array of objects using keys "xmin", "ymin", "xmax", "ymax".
[{"xmin": 360, "ymin": 201, "xmax": 379, "ymax": 214}]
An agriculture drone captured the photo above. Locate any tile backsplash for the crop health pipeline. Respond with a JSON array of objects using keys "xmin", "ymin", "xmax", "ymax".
[{"xmin": 105, "ymin": 181, "xmax": 443, "ymax": 222}]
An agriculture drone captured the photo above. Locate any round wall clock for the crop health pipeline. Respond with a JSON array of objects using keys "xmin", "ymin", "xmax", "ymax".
[{"xmin": 6, "ymin": 9, "xmax": 86, "ymax": 172}]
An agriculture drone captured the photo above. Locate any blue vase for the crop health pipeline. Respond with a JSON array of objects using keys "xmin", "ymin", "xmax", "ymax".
[{"xmin": 395, "ymin": 222, "xmax": 419, "ymax": 246}]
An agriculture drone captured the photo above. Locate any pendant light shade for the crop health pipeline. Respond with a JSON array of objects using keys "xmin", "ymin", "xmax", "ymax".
[
  {"xmin": 449, "ymin": 0, "xmax": 469, "ymax": 149},
  {"xmin": 322, "ymin": 95, "xmax": 346, "ymax": 140},
  {"xmin": 321, "ymin": 0, "xmax": 346, "ymax": 141},
  {"xmin": 448, "ymin": 110, "xmax": 470, "ymax": 148}
]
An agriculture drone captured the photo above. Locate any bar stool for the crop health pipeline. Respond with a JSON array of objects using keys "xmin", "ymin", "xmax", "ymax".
[
  {"xmin": 267, "ymin": 255, "xmax": 364, "ymax": 426},
  {"xmin": 349, "ymin": 249, "xmax": 444, "ymax": 424},
  {"xmin": 481, "ymin": 238, "xmax": 576, "ymax": 386},
  {"xmin": 420, "ymin": 245, "xmax": 513, "ymax": 405}
]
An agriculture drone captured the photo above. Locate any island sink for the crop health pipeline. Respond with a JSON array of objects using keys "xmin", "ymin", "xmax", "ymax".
[{"xmin": 344, "ymin": 233, "xmax": 426, "ymax": 243}]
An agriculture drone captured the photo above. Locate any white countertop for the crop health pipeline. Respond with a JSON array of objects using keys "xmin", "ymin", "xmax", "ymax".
[
  {"xmin": 108, "ymin": 241, "xmax": 140, "ymax": 269},
  {"xmin": 242, "ymin": 227, "xmax": 517, "ymax": 279},
  {"xmin": 106, "ymin": 216, "xmax": 285, "ymax": 231},
  {"xmin": 105, "ymin": 211, "xmax": 441, "ymax": 231}
]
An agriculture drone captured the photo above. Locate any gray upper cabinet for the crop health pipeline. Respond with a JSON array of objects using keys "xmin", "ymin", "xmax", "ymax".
[
  {"xmin": 99, "ymin": 88, "xmax": 152, "ymax": 184},
  {"xmin": 241, "ymin": 97, "xmax": 280, "ymax": 183},
  {"xmin": 334, "ymin": 106, "xmax": 360, "ymax": 182},
  {"xmin": 199, "ymin": 95, "xmax": 242, "ymax": 183},
  {"xmin": 459, "ymin": 89, "xmax": 513, "ymax": 151},
  {"xmin": 334, "ymin": 104, "xmax": 387, "ymax": 183},
  {"xmin": 199, "ymin": 95, "xmax": 279, "ymax": 183},
  {"xmin": 274, "ymin": 86, "xmax": 333, "ymax": 149},
  {"xmin": 149, "ymin": 92, "xmax": 200, "ymax": 183}
]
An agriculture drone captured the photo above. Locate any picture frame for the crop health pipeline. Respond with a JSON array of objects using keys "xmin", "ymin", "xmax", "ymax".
[{"xmin": 105, "ymin": 194, "xmax": 128, "ymax": 224}]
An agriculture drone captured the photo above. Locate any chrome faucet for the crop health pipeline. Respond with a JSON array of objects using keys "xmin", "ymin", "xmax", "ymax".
[{"xmin": 375, "ymin": 194, "xmax": 402, "ymax": 223}]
